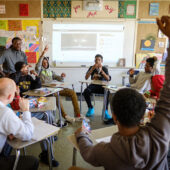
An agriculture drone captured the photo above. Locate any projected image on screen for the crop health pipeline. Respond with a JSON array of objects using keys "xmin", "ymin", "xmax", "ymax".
[
  {"xmin": 61, "ymin": 33, "xmax": 96, "ymax": 51},
  {"xmin": 52, "ymin": 23, "xmax": 124, "ymax": 66}
]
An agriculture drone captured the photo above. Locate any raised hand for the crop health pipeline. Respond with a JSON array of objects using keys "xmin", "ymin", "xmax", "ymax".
[{"xmin": 157, "ymin": 16, "xmax": 170, "ymax": 38}]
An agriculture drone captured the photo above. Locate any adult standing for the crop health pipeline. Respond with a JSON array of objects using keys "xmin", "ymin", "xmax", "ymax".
[{"xmin": 0, "ymin": 37, "xmax": 27, "ymax": 75}]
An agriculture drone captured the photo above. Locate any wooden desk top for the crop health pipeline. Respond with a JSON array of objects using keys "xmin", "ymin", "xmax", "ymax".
[
  {"xmin": 68, "ymin": 125, "xmax": 118, "ymax": 150},
  {"xmin": 23, "ymin": 87, "xmax": 62, "ymax": 97},
  {"xmin": 42, "ymin": 81, "xmax": 72, "ymax": 88},
  {"xmin": 103, "ymin": 85, "xmax": 126, "ymax": 92},
  {"xmin": 79, "ymin": 80, "xmax": 110, "ymax": 86},
  {"xmin": 8, "ymin": 118, "xmax": 60, "ymax": 149}
]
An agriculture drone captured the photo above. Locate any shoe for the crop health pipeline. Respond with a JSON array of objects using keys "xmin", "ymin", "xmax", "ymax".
[
  {"xmin": 75, "ymin": 115, "xmax": 90, "ymax": 123},
  {"xmin": 104, "ymin": 110, "xmax": 111, "ymax": 119},
  {"xmin": 104, "ymin": 118, "xmax": 115, "ymax": 125},
  {"xmin": 65, "ymin": 115, "xmax": 75, "ymax": 123},
  {"xmin": 39, "ymin": 151, "xmax": 59, "ymax": 167},
  {"xmin": 86, "ymin": 108, "xmax": 95, "ymax": 117},
  {"xmin": 55, "ymin": 120, "xmax": 68, "ymax": 127}
]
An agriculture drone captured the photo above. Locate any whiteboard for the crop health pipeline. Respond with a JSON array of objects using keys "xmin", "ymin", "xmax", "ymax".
[{"xmin": 43, "ymin": 20, "xmax": 136, "ymax": 67}]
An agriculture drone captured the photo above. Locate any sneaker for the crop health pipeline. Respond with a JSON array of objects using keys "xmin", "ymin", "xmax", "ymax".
[
  {"xmin": 104, "ymin": 110, "xmax": 111, "ymax": 119},
  {"xmin": 86, "ymin": 108, "xmax": 95, "ymax": 117},
  {"xmin": 104, "ymin": 118, "xmax": 115, "ymax": 125},
  {"xmin": 75, "ymin": 115, "xmax": 90, "ymax": 123},
  {"xmin": 55, "ymin": 120, "xmax": 68, "ymax": 127},
  {"xmin": 39, "ymin": 151, "xmax": 59, "ymax": 167},
  {"xmin": 65, "ymin": 115, "xmax": 75, "ymax": 123}
]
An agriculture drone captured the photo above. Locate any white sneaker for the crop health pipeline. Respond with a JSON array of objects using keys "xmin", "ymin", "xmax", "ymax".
[
  {"xmin": 75, "ymin": 115, "xmax": 90, "ymax": 123},
  {"xmin": 65, "ymin": 115, "xmax": 75, "ymax": 124}
]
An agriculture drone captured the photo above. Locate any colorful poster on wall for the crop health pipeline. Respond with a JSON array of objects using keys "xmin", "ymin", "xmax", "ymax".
[
  {"xmin": 118, "ymin": 1, "xmax": 136, "ymax": 18},
  {"xmin": 136, "ymin": 53, "xmax": 162, "ymax": 69},
  {"xmin": 0, "ymin": 20, "xmax": 40, "ymax": 63},
  {"xmin": 141, "ymin": 40, "xmax": 155, "ymax": 51},
  {"xmin": 0, "ymin": 37, "xmax": 7, "ymax": 46},
  {"xmin": 19, "ymin": 4, "xmax": 29, "ymax": 16},
  {"xmin": 149, "ymin": 3, "xmax": 159, "ymax": 16},
  {"xmin": 25, "ymin": 52, "xmax": 37, "ymax": 63},
  {"xmin": 43, "ymin": 0, "xmax": 71, "ymax": 18},
  {"xmin": 0, "ymin": 20, "xmax": 8, "ymax": 30},
  {"xmin": 8, "ymin": 20, "xmax": 22, "ymax": 31}
]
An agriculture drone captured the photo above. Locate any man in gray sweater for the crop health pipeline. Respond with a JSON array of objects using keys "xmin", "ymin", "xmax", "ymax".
[
  {"xmin": 75, "ymin": 16, "xmax": 170, "ymax": 170},
  {"xmin": 0, "ymin": 37, "xmax": 27, "ymax": 75}
]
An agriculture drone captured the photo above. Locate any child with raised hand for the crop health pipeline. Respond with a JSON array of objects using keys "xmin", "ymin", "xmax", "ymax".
[
  {"xmin": 75, "ymin": 16, "xmax": 170, "ymax": 170},
  {"xmin": 35, "ymin": 46, "xmax": 85, "ymax": 124}
]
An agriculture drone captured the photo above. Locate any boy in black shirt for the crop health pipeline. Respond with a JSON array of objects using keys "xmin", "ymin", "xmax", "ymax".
[
  {"xmin": 83, "ymin": 54, "xmax": 111, "ymax": 118},
  {"xmin": 9, "ymin": 62, "xmax": 41, "ymax": 96}
]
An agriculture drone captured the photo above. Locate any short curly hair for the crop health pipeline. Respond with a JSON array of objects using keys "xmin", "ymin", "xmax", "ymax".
[{"xmin": 111, "ymin": 88, "xmax": 146, "ymax": 127}]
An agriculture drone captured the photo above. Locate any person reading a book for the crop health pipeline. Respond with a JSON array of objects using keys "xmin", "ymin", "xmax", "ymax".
[
  {"xmin": 75, "ymin": 16, "xmax": 170, "ymax": 170},
  {"xmin": 9, "ymin": 62, "xmax": 59, "ymax": 167},
  {"xmin": 83, "ymin": 54, "xmax": 111, "ymax": 118},
  {"xmin": 0, "ymin": 78, "xmax": 39, "ymax": 170},
  {"xmin": 35, "ymin": 46, "xmax": 86, "ymax": 124}
]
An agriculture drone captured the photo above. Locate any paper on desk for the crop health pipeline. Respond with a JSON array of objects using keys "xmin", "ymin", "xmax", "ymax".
[
  {"xmin": 31, "ymin": 117, "xmax": 59, "ymax": 141},
  {"xmin": 95, "ymin": 136, "xmax": 111, "ymax": 143}
]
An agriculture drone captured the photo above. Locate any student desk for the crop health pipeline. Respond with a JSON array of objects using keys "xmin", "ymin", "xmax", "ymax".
[
  {"xmin": 8, "ymin": 117, "xmax": 60, "ymax": 170},
  {"xmin": 42, "ymin": 81, "xmax": 75, "ymax": 90},
  {"xmin": 79, "ymin": 80, "xmax": 110, "ymax": 115},
  {"xmin": 68, "ymin": 125, "xmax": 118, "ymax": 166},
  {"xmin": 23, "ymin": 88, "xmax": 63, "ymax": 127}
]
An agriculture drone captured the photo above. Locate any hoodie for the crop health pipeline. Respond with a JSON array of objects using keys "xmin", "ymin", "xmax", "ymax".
[
  {"xmin": 150, "ymin": 75, "xmax": 165, "ymax": 99},
  {"xmin": 76, "ymin": 47, "xmax": 170, "ymax": 170},
  {"xmin": 35, "ymin": 57, "xmax": 64, "ymax": 84}
]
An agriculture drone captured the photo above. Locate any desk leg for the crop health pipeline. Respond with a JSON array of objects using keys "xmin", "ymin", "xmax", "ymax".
[
  {"xmin": 13, "ymin": 149, "xmax": 20, "ymax": 170},
  {"xmin": 72, "ymin": 147, "xmax": 77, "ymax": 166},
  {"xmin": 122, "ymin": 77, "xmax": 125, "ymax": 86},
  {"xmin": 23, "ymin": 147, "xmax": 26, "ymax": 156},
  {"xmin": 57, "ymin": 91, "xmax": 62, "ymax": 128},
  {"xmin": 45, "ymin": 138, "xmax": 53, "ymax": 170},
  {"xmin": 72, "ymin": 84, "xmax": 75, "ymax": 91},
  {"xmin": 80, "ymin": 82, "xmax": 83, "ymax": 115},
  {"xmin": 102, "ymin": 88, "xmax": 108, "ymax": 120}
]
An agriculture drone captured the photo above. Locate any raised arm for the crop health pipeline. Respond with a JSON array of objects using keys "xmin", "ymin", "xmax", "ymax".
[
  {"xmin": 35, "ymin": 45, "xmax": 48, "ymax": 74},
  {"xmin": 150, "ymin": 16, "xmax": 170, "ymax": 141}
]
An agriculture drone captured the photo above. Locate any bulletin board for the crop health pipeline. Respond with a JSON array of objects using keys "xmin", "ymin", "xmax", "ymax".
[
  {"xmin": 71, "ymin": 1, "xmax": 118, "ymax": 18},
  {"xmin": 136, "ymin": 23, "xmax": 166, "ymax": 54},
  {"xmin": 0, "ymin": 20, "xmax": 41, "ymax": 64},
  {"xmin": 138, "ymin": 1, "xmax": 170, "ymax": 19},
  {"xmin": 0, "ymin": 0, "xmax": 41, "ymax": 18}
]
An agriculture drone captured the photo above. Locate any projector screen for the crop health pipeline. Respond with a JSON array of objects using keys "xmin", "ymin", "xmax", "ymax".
[{"xmin": 52, "ymin": 23, "xmax": 124, "ymax": 66}]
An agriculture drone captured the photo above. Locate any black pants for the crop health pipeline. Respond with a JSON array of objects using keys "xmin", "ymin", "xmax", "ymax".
[
  {"xmin": 0, "ymin": 142, "xmax": 39, "ymax": 170},
  {"xmin": 0, "ymin": 155, "xmax": 39, "ymax": 170},
  {"xmin": 168, "ymin": 149, "xmax": 170, "ymax": 169},
  {"xmin": 83, "ymin": 84, "xmax": 110, "ymax": 110}
]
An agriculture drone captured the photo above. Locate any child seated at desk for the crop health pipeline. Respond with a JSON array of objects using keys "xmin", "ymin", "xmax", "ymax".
[
  {"xmin": 9, "ymin": 62, "xmax": 59, "ymax": 167},
  {"xmin": 75, "ymin": 16, "xmax": 170, "ymax": 170},
  {"xmin": 35, "ymin": 46, "xmax": 84, "ymax": 123},
  {"xmin": 83, "ymin": 54, "xmax": 111, "ymax": 119},
  {"xmin": 129, "ymin": 57, "xmax": 156, "ymax": 93}
]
